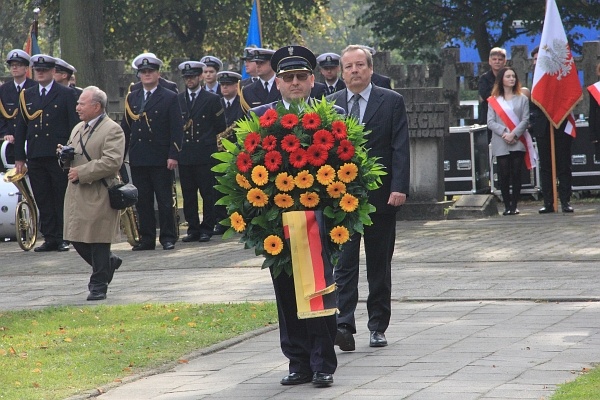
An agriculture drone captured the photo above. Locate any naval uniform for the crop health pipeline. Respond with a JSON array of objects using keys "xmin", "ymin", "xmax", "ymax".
[
  {"xmin": 242, "ymin": 78, "xmax": 281, "ymax": 108},
  {"xmin": 0, "ymin": 77, "xmax": 36, "ymax": 165}
]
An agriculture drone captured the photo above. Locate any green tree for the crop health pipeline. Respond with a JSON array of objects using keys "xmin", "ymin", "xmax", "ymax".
[{"xmin": 359, "ymin": 0, "xmax": 600, "ymax": 62}]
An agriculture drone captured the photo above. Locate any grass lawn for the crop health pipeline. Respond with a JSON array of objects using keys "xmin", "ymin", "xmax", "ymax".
[
  {"xmin": 0, "ymin": 302, "xmax": 277, "ymax": 400},
  {"xmin": 550, "ymin": 367, "xmax": 600, "ymax": 399}
]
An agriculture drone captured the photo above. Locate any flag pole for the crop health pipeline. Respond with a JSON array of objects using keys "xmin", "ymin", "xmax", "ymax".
[
  {"xmin": 550, "ymin": 124, "xmax": 558, "ymax": 211},
  {"xmin": 256, "ymin": 0, "xmax": 262, "ymax": 44}
]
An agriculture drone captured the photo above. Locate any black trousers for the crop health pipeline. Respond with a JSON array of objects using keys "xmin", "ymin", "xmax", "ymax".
[
  {"xmin": 72, "ymin": 241, "xmax": 119, "ymax": 293},
  {"xmin": 179, "ymin": 164, "xmax": 216, "ymax": 236},
  {"xmin": 27, "ymin": 157, "xmax": 68, "ymax": 244},
  {"xmin": 496, "ymin": 151, "xmax": 525, "ymax": 211},
  {"xmin": 271, "ymin": 270, "xmax": 337, "ymax": 374},
  {"xmin": 334, "ymin": 213, "xmax": 396, "ymax": 333},
  {"xmin": 130, "ymin": 166, "xmax": 177, "ymax": 246},
  {"xmin": 537, "ymin": 133, "xmax": 573, "ymax": 206}
]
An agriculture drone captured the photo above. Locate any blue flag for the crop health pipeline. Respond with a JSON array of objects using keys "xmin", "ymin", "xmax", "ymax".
[{"xmin": 243, "ymin": 0, "xmax": 262, "ymax": 79}]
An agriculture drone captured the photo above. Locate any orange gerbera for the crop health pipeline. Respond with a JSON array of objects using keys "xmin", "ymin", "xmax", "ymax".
[
  {"xmin": 275, "ymin": 172, "xmax": 295, "ymax": 192},
  {"xmin": 246, "ymin": 188, "xmax": 269, "ymax": 207},
  {"xmin": 251, "ymin": 165, "xmax": 269, "ymax": 186},
  {"xmin": 236, "ymin": 173, "xmax": 252, "ymax": 190},
  {"xmin": 299, "ymin": 191, "xmax": 320, "ymax": 208},
  {"xmin": 330, "ymin": 225, "xmax": 350, "ymax": 244},
  {"xmin": 337, "ymin": 162, "xmax": 358, "ymax": 183},
  {"xmin": 326, "ymin": 181, "xmax": 346, "ymax": 198},
  {"xmin": 264, "ymin": 235, "xmax": 284, "ymax": 255},
  {"xmin": 316, "ymin": 164, "xmax": 336, "ymax": 186},
  {"xmin": 295, "ymin": 170, "xmax": 314, "ymax": 189},
  {"xmin": 230, "ymin": 212, "xmax": 246, "ymax": 232},
  {"xmin": 340, "ymin": 193, "xmax": 359, "ymax": 212},
  {"xmin": 274, "ymin": 193, "xmax": 294, "ymax": 209}
]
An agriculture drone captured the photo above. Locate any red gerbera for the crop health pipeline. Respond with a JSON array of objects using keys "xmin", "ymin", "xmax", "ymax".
[
  {"xmin": 281, "ymin": 134, "xmax": 301, "ymax": 153},
  {"xmin": 262, "ymin": 135, "xmax": 277, "ymax": 151},
  {"xmin": 331, "ymin": 120, "xmax": 348, "ymax": 140},
  {"xmin": 236, "ymin": 152, "xmax": 253, "ymax": 173},
  {"xmin": 280, "ymin": 113, "xmax": 299, "ymax": 129},
  {"xmin": 289, "ymin": 148, "xmax": 308, "ymax": 168},
  {"xmin": 244, "ymin": 132, "xmax": 261, "ymax": 153},
  {"xmin": 337, "ymin": 139, "xmax": 355, "ymax": 161},
  {"xmin": 306, "ymin": 144, "xmax": 328, "ymax": 167},
  {"xmin": 264, "ymin": 150, "xmax": 283, "ymax": 172},
  {"xmin": 259, "ymin": 108, "xmax": 279, "ymax": 128},
  {"xmin": 313, "ymin": 129, "xmax": 335, "ymax": 151},
  {"xmin": 302, "ymin": 112, "xmax": 321, "ymax": 130}
]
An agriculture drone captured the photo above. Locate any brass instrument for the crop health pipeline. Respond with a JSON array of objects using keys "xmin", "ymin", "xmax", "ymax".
[
  {"xmin": 120, "ymin": 206, "xmax": 140, "ymax": 246},
  {"xmin": 217, "ymin": 123, "xmax": 237, "ymax": 151},
  {"xmin": 4, "ymin": 166, "xmax": 38, "ymax": 251}
]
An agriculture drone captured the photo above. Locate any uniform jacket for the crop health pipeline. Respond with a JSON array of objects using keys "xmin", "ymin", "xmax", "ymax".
[
  {"xmin": 121, "ymin": 85, "xmax": 184, "ymax": 167},
  {"xmin": 321, "ymin": 79, "xmax": 346, "ymax": 95},
  {"xmin": 328, "ymin": 85, "xmax": 410, "ymax": 214},
  {"xmin": 203, "ymin": 84, "xmax": 221, "ymax": 96},
  {"xmin": 14, "ymin": 81, "xmax": 79, "ymax": 160},
  {"xmin": 63, "ymin": 116, "xmax": 125, "ymax": 243},
  {"xmin": 242, "ymin": 78, "xmax": 281, "ymax": 108},
  {"xmin": 0, "ymin": 78, "xmax": 36, "ymax": 137},
  {"xmin": 371, "ymin": 73, "xmax": 392, "ymax": 89},
  {"xmin": 311, "ymin": 82, "xmax": 328, "ymax": 99},
  {"xmin": 240, "ymin": 77, "xmax": 258, "ymax": 88},
  {"xmin": 177, "ymin": 89, "xmax": 226, "ymax": 165},
  {"xmin": 487, "ymin": 94, "xmax": 529, "ymax": 157},
  {"xmin": 590, "ymin": 89, "xmax": 600, "ymax": 142},
  {"xmin": 130, "ymin": 77, "xmax": 178, "ymax": 94},
  {"xmin": 222, "ymin": 95, "xmax": 245, "ymax": 126}
]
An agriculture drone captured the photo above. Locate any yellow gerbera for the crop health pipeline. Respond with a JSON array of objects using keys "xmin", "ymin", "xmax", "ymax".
[
  {"xmin": 337, "ymin": 162, "xmax": 358, "ymax": 183},
  {"xmin": 330, "ymin": 225, "xmax": 350, "ymax": 244},
  {"xmin": 251, "ymin": 165, "xmax": 269, "ymax": 186},
  {"xmin": 316, "ymin": 164, "xmax": 336, "ymax": 186},
  {"xmin": 246, "ymin": 188, "xmax": 269, "ymax": 207},
  {"xmin": 326, "ymin": 181, "xmax": 346, "ymax": 198},
  {"xmin": 236, "ymin": 173, "xmax": 252, "ymax": 190},
  {"xmin": 274, "ymin": 193, "xmax": 294, "ymax": 209},
  {"xmin": 299, "ymin": 191, "xmax": 320, "ymax": 208},
  {"xmin": 340, "ymin": 193, "xmax": 359, "ymax": 212},
  {"xmin": 275, "ymin": 172, "xmax": 295, "ymax": 192},
  {"xmin": 230, "ymin": 212, "xmax": 246, "ymax": 232},
  {"xmin": 295, "ymin": 170, "xmax": 314, "ymax": 189},
  {"xmin": 264, "ymin": 235, "xmax": 284, "ymax": 255}
]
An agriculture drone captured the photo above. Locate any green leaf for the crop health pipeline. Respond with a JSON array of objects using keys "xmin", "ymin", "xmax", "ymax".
[{"xmin": 212, "ymin": 151, "xmax": 234, "ymax": 162}]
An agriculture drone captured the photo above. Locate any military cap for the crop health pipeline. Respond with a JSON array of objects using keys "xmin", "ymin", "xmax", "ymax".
[
  {"xmin": 134, "ymin": 54, "xmax": 163, "ymax": 71},
  {"xmin": 6, "ymin": 49, "xmax": 30, "ymax": 65},
  {"xmin": 271, "ymin": 45, "xmax": 316, "ymax": 75},
  {"xmin": 247, "ymin": 48, "xmax": 275, "ymax": 62},
  {"xmin": 242, "ymin": 46, "xmax": 258, "ymax": 60},
  {"xmin": 178, "ymin": 61, "xmax": 206, "ymax": 77},
  {"xmin": 200, "ymin": 56, "xmax": 223, "ymax": 71},
  {"xmin": 131, "ymin": 52, "xmax": 158, "ymax": 70},
  {"xmin": 30, "ymin": 54, "xmax": 56, "ymax": 69},
  {"xmin": 217, "ymin": 71, "xmax": 242, "ymax": 84},
  {"xmin": 316, "ymin": 52, "xmax": 340, "ymax": 68},
  {"xmin": 54, "ymin": 57, "xmax": 77, "ymax": 74},
  {"xmin": 362, "ymin": 45, "xmax": 377, "ymax": 55}
]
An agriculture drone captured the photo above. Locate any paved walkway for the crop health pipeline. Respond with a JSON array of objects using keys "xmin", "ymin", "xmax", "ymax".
[{"xmin": 2, "ymin": 201, "xmax": 600, "ymax": 399}]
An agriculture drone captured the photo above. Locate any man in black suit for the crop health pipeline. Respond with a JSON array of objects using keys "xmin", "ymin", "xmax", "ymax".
[
  {"xmin": 0, "ymin": 49, "xmax": 36, "ymax": 166},
  {"xmin": 121, "ymin": 54, "xmax": 183, "ymax": 251},
  {"xmin": 54, "ymin": 58, "xmax": 82, "ymax": 97},
  {"xmin": 328, "ymin": 44, "xmax": 410, "ymax": 351},
  {"xmin": 200, "ymin": 56, "xmax": 223, "ymax": 95},
  {"xmin": 129, "ymin": 53, "xmax": 179, "ymax": 94},
  {"xmin": 14, "ymin": 54, "xmax": 79, "ymax": 252},
  {"xmin": 316, "ymin": 52, "xmax": 345, "ymax": 95},
  {"xmin": 241, "ymin": 48, "xmax": 280, "ymax": 108}
]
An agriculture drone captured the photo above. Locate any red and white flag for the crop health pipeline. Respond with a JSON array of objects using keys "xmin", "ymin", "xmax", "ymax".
[{"xmin": 531, "ymin": 0, "xmax": 583, "ymax": 128}]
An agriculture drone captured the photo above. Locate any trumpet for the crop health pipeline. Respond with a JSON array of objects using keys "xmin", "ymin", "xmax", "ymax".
[
  {"xmin": 120, "ymin": 206, "xmax": 140, "ymax": 246},
  {"xmin": 3, "ymin": 166, "xmax": 38, "ymax": 251}
]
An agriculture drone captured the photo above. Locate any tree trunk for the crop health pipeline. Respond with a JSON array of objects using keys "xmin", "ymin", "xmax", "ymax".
[{"xmin": 60, "ymin": 0, "xmax": 105, "ymax": 89}]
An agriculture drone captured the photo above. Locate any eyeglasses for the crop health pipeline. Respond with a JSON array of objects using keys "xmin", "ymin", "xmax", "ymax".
[{"xmin": 279, "ymin": 73, "xmax": 311, "ymax": 83}]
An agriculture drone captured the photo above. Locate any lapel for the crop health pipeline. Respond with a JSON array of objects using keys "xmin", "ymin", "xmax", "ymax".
[
  {"xmin": 192, "ymin": 90, "xmax": 210, "ymax": 114},
  {"xmin": 41, "ymin": 83, "xmax": 60, "ymax": 109},
  {"xmin": 362, "ymin": 85, "xmax": 384, "ymax": 126},
  {"xmin": 336, "ymin": 89, "xmax": 350, "ymax": 113},
  {"xmin": 144, "ymin": 86, "xmax": 162, "ymax": 110}
]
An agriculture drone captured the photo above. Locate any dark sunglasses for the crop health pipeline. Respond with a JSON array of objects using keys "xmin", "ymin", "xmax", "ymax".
[{"xmin": 279, "ymin": 73, "xmax": 311, "ymax": 83}]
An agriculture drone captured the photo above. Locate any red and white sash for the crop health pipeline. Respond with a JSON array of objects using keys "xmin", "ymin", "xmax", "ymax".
[
  {"xmin": 488, "ymin": 95, "xmax": 537, "ymax": 170},
  {"xmin": 563, "ymin": 112, "xmax": 576, "ymax": 138},
  {"xmin": 588, "ymin": 82, "xmax": 600, "ymax": 105}
]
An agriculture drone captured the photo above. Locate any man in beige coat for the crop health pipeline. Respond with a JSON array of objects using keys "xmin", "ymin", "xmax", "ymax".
[{"xmin": 61, "ymin": 86, "xmax": 125, "ymax": 300}]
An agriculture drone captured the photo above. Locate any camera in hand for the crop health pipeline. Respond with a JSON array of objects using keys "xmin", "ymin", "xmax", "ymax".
[{"xmin": 58, "ymin": 145, "xmax": 75, "ymax": 162}]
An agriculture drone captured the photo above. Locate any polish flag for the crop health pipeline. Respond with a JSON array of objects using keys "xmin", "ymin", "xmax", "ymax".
[{"xmin": 531, "ymin": 0, "xmax": 583, "ymax": 128}]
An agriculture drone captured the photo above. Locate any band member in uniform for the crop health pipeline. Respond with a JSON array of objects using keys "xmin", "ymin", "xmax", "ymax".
[
  {"xmin": 240, "ymin": 47, "xmax": 259, "ymax": 88},
  {"xmin": 316, "ymin": 52, "xmax": 345, "ymax": 95},
  {"xmin": 54, "ymin": 58, "xmax": 82, "ymax": 97},
  {"xmin": 14, "ymin": 54, "xmax": 79, "ymax": 252},
  {"xmin": 176, "ymin": 61, "xmax": 226, "ymax": 243},
  {"xmin": 0, "ymin": 49, "xmax": 36, "ymax": 166},
  {"xmin": 121, "ymin": 54, "xmax": 183, "ymax": 251},
  {"xmin": 130, "ymin": 53, "xmax": 179, "ymax": 94},
  {"xmin": 242, "ymin": 48, "xmax": 280, "ymax": 108},
  {"xmin": 200, "ymin": 56, "xmax": 223, "ymax": 95}
]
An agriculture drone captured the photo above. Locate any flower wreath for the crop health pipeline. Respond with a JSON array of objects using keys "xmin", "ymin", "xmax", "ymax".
[{"xmin": 212, "ymin": 99, "xmax": 385, "ymax": 277}]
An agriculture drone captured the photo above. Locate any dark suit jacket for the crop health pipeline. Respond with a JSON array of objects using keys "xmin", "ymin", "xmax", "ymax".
[
  {"xmin": 310, "ymin": 82, "xmax": 328, "ymax": 99},
  {"xmin": 121, "ymin": 85, "xmax": 183, "ymax": 167},
  {"xmin": 371, "ymin": 73, "xmax": 392, "ymax": 90},
  {"xmin": 240, "ymin": 77, "xmax": 258, "ymax": 88},
  {"xmin": 321, "ymin": 79, "xmax": 346, "ymax": 95},
  {"xmin": 130, "ymin": 77, "xmax": 179, "ymax": 94},
  {"xmin": 203, "ymin": 84, "xmax": 222, "ymax": 96},
  {"xmin": 590, "ymin": 91, "xmax": 600, "ymax": 143},
  {"xmin": 222, "ymin": 95, "xmax": 245, "ymax": 126},
  {"xmin": 14, "ymin": 81, "xmax": 79, "ymax": 160},
  {"xmin": 177, "ymin": 89, "xmax": 226, "ymax": 165},
  {"xmin": 0, "ymin": 78, "xmax": 36, "ymax": 138},
  {"xmin": 242, "ymin": 79, "xmax": 281, "ymax": 108},
  {"xmin": 327, "ymin": 85, "xmax": 410, "ymax": 214}
]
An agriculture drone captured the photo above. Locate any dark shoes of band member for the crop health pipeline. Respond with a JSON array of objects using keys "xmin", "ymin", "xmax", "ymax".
[
  {"xmin": 335, "ymin": 324, "xmax": 355, "ymax": 351},
  {"xmin": 212, "ymin": 224, "xmax": 228, "ymax": 235},
  {"xmin": 539, "ymin": 205, "xmax": 555, "ymax": 214},
  {"xmin": 107, "ymin": 256, "xmax": 123, "ymax": 285},
  {"xmin": 162, "ymin": 242, "xmax": 175, "ymax": 250},
  {"xmin": 132, "ymin": 243, "xmax": 155, "ymax": 251},
  {"xmin": 87, "ymin": 291, "xmax": 107, "ymax": 301},
  {"xmin": 57, "ymin": 241, "xmax": 70, "ymax": 252},
  {"xmin": 369, "ymin": 331, "xmax": 388, "ymax": 347},
  {"xmin": 199, "ymin": 233, "xmax": 211, "ymax": 242},
  {"xmin": 562, "ymin": 203, "xmax": 574, "ymax": 213},
  {"xmin": 181, "ymin": 234, "xmax": 200, "ymax": 242},
  {"xmin": 312, "ymin": 372, "xmax": 334, "ymax": 387},
  {"xmin": 34, "ymin": 241, "xmax": 59, "ymax": 252},
  {"xmin": 280, "ymin": 372, "xmax": 312, "ymax": 385}
]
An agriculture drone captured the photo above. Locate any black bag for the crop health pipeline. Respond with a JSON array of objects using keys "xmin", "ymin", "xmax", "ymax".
[{"xmin": 107, "ymin": 182, "xmax": 138, "ymax": 210}]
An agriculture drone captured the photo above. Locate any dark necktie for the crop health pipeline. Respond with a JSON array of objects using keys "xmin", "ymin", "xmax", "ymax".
[
  {"xmin": 226, "ymin": 100, "xmax": 231, "ymax": 108},
  {"xmin": 140, "ymin": 91, "xmax": 151, "ymax": 113},
  {"xmin": 190, "ymin": 91, "xmax": 196, "ymax": 104},
  {"xmin": 328, "ymin": 85, "xmax": 335, "ymax": 94},
  {"xmin": 350, "ymin": 93, "xmax": 361, "ymax": 121},
  {"xmin": 209, "ymin": 88, "xmax": 215, "ymax": 93},
  {"xmin": 145, "ymin": 91, "xmax": 151, "ymax": 101},
  {"xmin": 264, "ymin": 81, "xmax": 269, "ymax": 94},
  {"xmin": 40, "ymin": 87, "xmax": 46, "ymax": 98},
  {"xmin": 16, "ymin": 85, "xmax": 21, "ymax": 93}
]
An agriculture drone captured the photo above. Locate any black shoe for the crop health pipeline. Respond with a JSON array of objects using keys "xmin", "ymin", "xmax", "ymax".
[
  {"xmin": 511, "ymin": 208, "xmax": 519, "ymax": 215},
  {"xmin": 162, "ymin": 242, "xmax": 175, "ymax": 250},
  {"xmin": 212, "ymin": 224, "xmax": 227, "ymax": 235},
  {"xmin": 107, "ymin": 256, "xmax": 122, "ymax": 284},
  {"xmin": 199, "ymin": 233, "xmax": 211, "ymax": 242},
  {"xmin": 502, "ymin": 209, "xmax": 512, "ymax": 216},
  {"xmin": 34, "ymin": 241, "xmax": 58, "ymax": 252},
  {"xmin": 132, "ymin": 242, "xmax": 155, "ymax": 251},
  {"xmin": 87, "ymin": 291, "xmax": 107, "ymax": 301},
  {"xmin": 562, "ymin": 203, "xmax": 574, "ymax": 213},
  {"xmin": 539, "ymin": 205, "xmax": 555, "ymax": 214},
  {"xmin": 312, "ymin": 372, "xmax": 333, "ymax": 387},
  {"xmin": 280, "ymin": 372, "xmax": 312, "ymax": 386},
  {"xmin": 335, "ymin": 324, "xmax": 355, "ymax": 351},
  {"xmin": 57, "ymin": 241, "xmax": 70, "ymax": 252},
  {"xmin": 369, "ymin": 331, "xmax": 388, "ymax": 347},
  {"xmin": 181, "ymin": 234, "xmax": 200, "ymax": 242}
]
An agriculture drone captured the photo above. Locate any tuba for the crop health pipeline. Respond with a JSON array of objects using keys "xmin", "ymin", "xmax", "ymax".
[
  {"xmin": 120, "ymin": 206, "xmax": 140, "ymax": 246},
  {"xmin": 3, "ymin": 166, "xmax": 38, "ymax": 251}
]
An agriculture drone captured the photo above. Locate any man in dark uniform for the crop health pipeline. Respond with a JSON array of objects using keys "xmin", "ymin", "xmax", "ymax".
[
  {"xmin": 14, "ymin": 54, "xmax": 79, "ymax": 252},
  {"xmin": 130, "ymin": 53, "xmax": 179, "ymax": 94},
  {"xmin": 242, "ymin": 48, "xmax": 280, "ymax": 108},
  {"xmin": 249, "ymin": 45, "xmax": 340, "ymax": 388},
  {"xmin": 121, "ymin": 54, "xmax": 183, "ymax": 251},
  {"xmin": 175, "ymin": 61, "xmax": 226, "ymax": 243},
  {"xmin": 240, "ymin": 47, "xmax": 259, "ymax": 88},
  {"xmin": 54, "ymin": 58, "xmax": 82, "ymax": 97},
  {"xmin": 200, "ymin": 56, "xmax": 223, "ymax": 95},
  {"xmin": 478, "ymin": 47, "xmax": 507, "ymax": 125},
  {"xmin": 0, "ymin": 49, "xmax": 36, "ymax": 167},
  {"xmin": 316, "ymin": 52, "xmax": 345, "ymax": 95}
]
